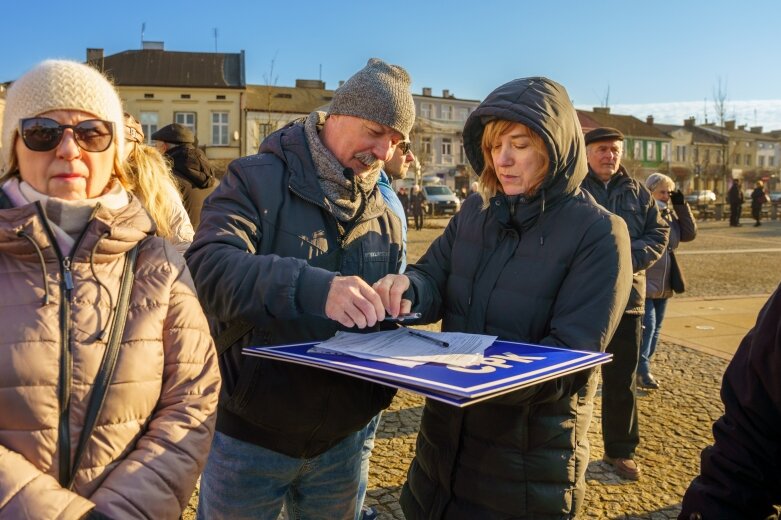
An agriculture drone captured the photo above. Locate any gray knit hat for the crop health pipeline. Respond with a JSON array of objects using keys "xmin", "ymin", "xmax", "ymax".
[
  {"xmin": 2, "ymin": 60, "xmax": 125, "ymax": 171},
  {"xmin": 328, "ymin": 58, "xmax": 415, "ymax": 140}
]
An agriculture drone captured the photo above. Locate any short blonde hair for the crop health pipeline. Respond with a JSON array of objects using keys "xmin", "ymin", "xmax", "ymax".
[{"xmin": 477, "ymin": 120, "xmax": 549, "ymax": 208}]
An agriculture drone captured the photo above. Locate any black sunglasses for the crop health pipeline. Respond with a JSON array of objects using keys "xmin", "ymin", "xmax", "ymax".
[
  {"xmin": 19, "ymin": 117, "xmax": 114, "ymax": 153},
  {"xmin": 398, "ymin": 141, "xmax": 412, "ymax": 154}
]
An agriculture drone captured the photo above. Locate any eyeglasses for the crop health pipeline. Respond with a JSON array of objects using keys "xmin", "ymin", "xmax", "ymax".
[
  {"xmin": 19, "ymin": 117, "xmax": 114, "ymax": 153},
  {"xmin": 398, "ymin": 141, "xmax": 412, "ymax": 154}
]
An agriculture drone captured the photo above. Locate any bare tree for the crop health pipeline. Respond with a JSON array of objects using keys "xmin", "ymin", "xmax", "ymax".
[
  {"xmin": 254, "ymin": 53, "xmax": 281, "ymax": 152},
  {"xmin": 712, "ymin": 77, "xmax": 728, "ymax": 127},
  {"xmin": 712, "ymin": 77, "xmax": 730, "ymax": 201},
  {"xmin": 601, "ymin": 85, "xmax": 610, "ymax": 108}
]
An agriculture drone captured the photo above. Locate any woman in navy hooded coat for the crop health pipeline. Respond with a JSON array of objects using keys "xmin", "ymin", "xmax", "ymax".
[{"xmin": 374, "ymin": 77, "xmax": 632, "ymax": 519}]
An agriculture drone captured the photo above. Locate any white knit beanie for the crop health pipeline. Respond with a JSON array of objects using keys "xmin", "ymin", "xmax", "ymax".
[{"xmin": 1, "ymin": 60, "xmax": 125, "ymax": 171}]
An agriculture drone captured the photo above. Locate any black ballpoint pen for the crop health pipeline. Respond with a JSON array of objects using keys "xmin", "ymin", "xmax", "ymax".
[{"xmin": 406, "ymin": 328, "xmax": 449, "ymax": 348}]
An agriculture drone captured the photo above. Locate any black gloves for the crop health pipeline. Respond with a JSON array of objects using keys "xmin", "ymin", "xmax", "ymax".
[{"xmin": 670, "ymin": 190, "xmax": 685, "ymax": 205}]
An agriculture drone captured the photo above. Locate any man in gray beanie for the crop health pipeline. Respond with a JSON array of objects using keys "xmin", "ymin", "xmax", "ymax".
[{"xmin": 186, "ymin": 58, "xmax": 414, "ymax": 520}]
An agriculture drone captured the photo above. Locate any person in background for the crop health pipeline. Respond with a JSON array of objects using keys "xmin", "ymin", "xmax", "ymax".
[
  {"xmin": 377, "ymin": 140, "xmax": 414, "ymax": 272},
  {"xmin": 373, "ymin": 76, "xmax": 632, "ymax": 519},
  {"xmin": 679, "ymin": 283, "xmax": 781, "ymax": 518},
  {"xmin": 727, "ymin": 178, "xmax": 743, "ymax": 227},
  {"xmin": 396, "ymin": 185, "xmax": 410, "ymax": 226},
  {"xmin": 0, "ymin": 59, "xmax": 219, "ymax": 519},
  {"xmin": 469, "ymin": 180, "xmax": 479, "ymax": 196},
  {"xmin": 151, "ymin": 123, "xmax": 217, "ymax": 229},
  {"xmin": 187, "ymin": 58, "xmax": 412, "ymax": 520},
  {"xmin": 358, "ymin": 140, "xmax": 414, "ymax": 520},
  {"xmin": 580, "ymin": 127, "xmax": 668, "ymax": 481},
  {"xmin": 751, "ymin": 179, "xmax": 769, "ymax": 227},
  {"xmin": 410, "ymin": 184, "xmax": 425, "ymax": 231},
  {"xmin": 123, "ymin": 113, "xmax": 194, "ymax": 253},
  {"xmin": 639, "ymin": 173, "xmax": 697, "ymax": 390}
]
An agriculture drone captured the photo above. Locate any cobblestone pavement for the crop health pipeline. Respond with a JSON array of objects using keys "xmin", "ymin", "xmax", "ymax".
[
  {"xmin": 363, "ymin": 340, "xmax": 728, "ymax": 519},
  {"xmin": 182, "ymin": 218, "xmax": 777, "ymax": 519}
]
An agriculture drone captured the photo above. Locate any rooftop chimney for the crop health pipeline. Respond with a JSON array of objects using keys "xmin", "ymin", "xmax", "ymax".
[
  {"xmin": 86, "ymin": 48, "xmax": 104, "ymax": 63},
  {"xmin": 442, "ymin": 89, "xmax": 450, "ymax": 98},
  {"xmin": 593, "ymin": 107, "xmax": 611, "ymax": 114},
  {"xmin": 684, "ymin": 117, "xmax": 695, "ymax": 128},
  {"xmin": 142, "ymin": 41, "xmax": 164, "ymax": 50},
  {"xmin": 338, "ymin": 80, "xmax": 345, "ymax": 88},
  {"xmin": 646, "ymin": 115, "xmax": 654, "ymax": 126},
  {"xmin": 422, "ymin": 87, "xmax": 432, "ymax": 96},
  {"xmin": 295, "ymin": 79, "xmax": 326, "ymax": 89},
  {"xmin": 738, "ymin": 124, "xmax": 746, "ymax": 130},
  {"xmin": 725, "ymin": 120, "xmax": 736, "ymax": 131},
  {"xmin": 750, "ymin": 126, "xmax": 763, "ymax": 134}
]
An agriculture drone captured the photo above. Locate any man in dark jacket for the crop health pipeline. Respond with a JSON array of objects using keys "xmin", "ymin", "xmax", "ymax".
[
  {"xmin": 679, "ymin": 284, "xmax": 781, "ymax": 518},
  {"xmin": 581, "ymin": 127, "xmax": 669, "ymax": 481},
  {"xmin": 152, "ymin": 123, "xmax": 217, "ymax": 229},
  {"xmin": 410, "ymin": 184, "xmax": 426, "ymax": 230},
  {"xmin": 186, "ymin": 58, "xmax": 414, "ymax": 520},
  {"xmin": 727, "ymin": 178, "xmax": 744, "ymax": 227}
]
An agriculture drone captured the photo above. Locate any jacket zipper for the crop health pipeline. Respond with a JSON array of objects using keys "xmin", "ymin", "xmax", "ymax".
[{"xmin": 32, "ymin": 202, "xmax": 98, "ymax": 486}]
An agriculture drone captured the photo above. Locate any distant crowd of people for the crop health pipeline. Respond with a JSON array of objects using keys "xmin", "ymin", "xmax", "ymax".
[{"xmin": 1, "ymin": 56, "xmax": 780, "ymax": 520}]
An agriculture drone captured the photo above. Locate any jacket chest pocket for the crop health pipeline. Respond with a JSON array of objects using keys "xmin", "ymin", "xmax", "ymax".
[
  {"xmin": 340, "ymin": 240, "xmax": 397, "ymax": 284},
  {"xmin": 619, "ymin": 199, "xmax": 645, "ymax": 237}
]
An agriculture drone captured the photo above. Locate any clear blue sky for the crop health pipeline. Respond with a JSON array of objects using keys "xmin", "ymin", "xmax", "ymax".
[{"xmin": 3, "ymin": 0, "xmax": 779, "ymax": 109}]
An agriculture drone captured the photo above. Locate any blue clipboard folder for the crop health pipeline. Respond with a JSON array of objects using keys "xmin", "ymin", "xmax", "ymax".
[{"xmin": 243, "ymin": 340, "xmax": 612, "ymax": 407}]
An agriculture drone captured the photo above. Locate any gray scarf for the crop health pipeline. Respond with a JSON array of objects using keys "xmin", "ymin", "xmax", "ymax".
[{"xmin": 304, "ymin": 111, "xmax": 381, "ymax": 222}]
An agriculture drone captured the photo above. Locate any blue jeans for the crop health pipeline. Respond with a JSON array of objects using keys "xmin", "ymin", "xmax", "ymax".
[
  {"xmin": 639, "ymin": 298, "xmax": 668, "ymax": 378},
  {"xmin": 356, "ymin": 413, "xmax": 382, "ymax": 519},
  {"xmin": 197, "ymin": 429, "xmax": 366, "ymax": 520}
]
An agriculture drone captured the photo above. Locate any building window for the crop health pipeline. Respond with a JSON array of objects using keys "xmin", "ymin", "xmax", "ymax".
[
  {"xmin": 704, "ymin": 149, "xmax": 710, "ymax": 163},
  {"xmin": 140, "ymin": 112, "xmax": 158, "ymax": 144},
  {"xmin": 745, "ymin": 154, "xmax": 751, "ymax": 166},
  {"xmin": 212, "ymin": 112, "xmax": 229, "ymax": 146},
  {"xmin": 175, "ymin": 112, "xmax": 197, "ymax": 134},
  {"xmin": 144, "ymin": 93, "xmax": 154, "ymax": 99},
  {"xmin": 258, "ymin": 122, "xmax": 273, "ymax": 141},
  {"xmin": 634, "ymin": 141, "xmax": 643, "ymax": 160},
  {"xmin": 661, "ymin": 143, "xmax": 670, "ymax": 161},
  {"xmin": 420, "ymin": 103, "xmax": 432, "ymax": 119},
  {"xmin": 759, "ymin": 156, "xmax": 765, "ymax": 167},
  {"xmin": 646, "ymin": 142, "xmax": 656, "ymax": 161},
  {"xmin": 770, "ymin": 156, "xmax": 775, "ymax": 167},
  {"xmin": 675, "ymin": 145, "xmax": 687, "ymax": 162},
  {"xmin": 441, "ymin": 138, "xmax": 452, "ymax": 156},
  {"xmin": 441, "ymin": 105, "xmax": 453, "ymax": 120},
  {"xmin": 422, "ymin": 137, "xmax": 432, "ymax": 155},
  {"xmin": 216, "ymin": 95, "xmax": 226, "ymax": 100},
  {"xmin": 180, "ymin": 94, "xmax": 191, "ymax": 99},
  {"xmin": 459, "ymin": 108, "xmax": 469, "ymax": 121}
]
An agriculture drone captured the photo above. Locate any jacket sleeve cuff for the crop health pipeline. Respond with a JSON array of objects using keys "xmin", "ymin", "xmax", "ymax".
[{"xmin": 296, "ymin": 265, "xmax": 338, "ymax": 318}]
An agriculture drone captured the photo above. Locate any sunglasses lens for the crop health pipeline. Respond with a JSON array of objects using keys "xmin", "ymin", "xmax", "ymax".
[
  {"xmin": 74, "ymin": 120, "xmax": 113, "ymax": 152},
  {"xmin": 22, "ymin": 118, "xmax": 63, "ymax": 151},
  {"xmin": 20, "ymin": 118, "xmax": 113, "ymax": 153}
]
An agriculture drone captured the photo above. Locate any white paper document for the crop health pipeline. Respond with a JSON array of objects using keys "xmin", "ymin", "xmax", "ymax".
[{"xmin": 312, "ymin": 328, "xmax": 497, "ymax": 368}]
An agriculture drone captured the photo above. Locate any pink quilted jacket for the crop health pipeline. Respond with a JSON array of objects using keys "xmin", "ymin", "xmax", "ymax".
[{"xmin": 0, "ymin": 195, "xmax": 220, "ymax": 519}]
